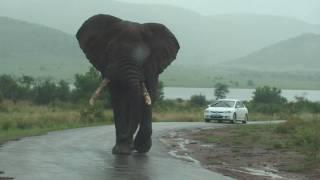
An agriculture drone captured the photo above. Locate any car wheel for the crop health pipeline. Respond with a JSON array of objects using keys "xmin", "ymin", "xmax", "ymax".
[
  {"xmin": 218, "ymin": 120, "xmax": 223, "ymax": 123},
  {"xmin": 242, "ymin": 114, "xmax": 248, "ymax": 124},
  {"xmin": 230, "ymin": 113, "xmax": 236, "ymax": 124}
]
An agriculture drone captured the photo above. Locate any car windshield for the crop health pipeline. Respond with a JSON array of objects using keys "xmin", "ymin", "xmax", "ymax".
[{"xmin": 210, "ymin": 100, "xmax": 235, "ymax": 108}]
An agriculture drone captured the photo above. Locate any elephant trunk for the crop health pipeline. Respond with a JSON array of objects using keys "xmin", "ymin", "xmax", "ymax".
[{"xmin": 119, "ymin": 60, "xmax": 151, "ymax": 106}]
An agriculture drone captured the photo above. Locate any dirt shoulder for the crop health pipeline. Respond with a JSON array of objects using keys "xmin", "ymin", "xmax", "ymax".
[{"xmin": 160, "ymin": 124, "xmax": 320, "ymax": 180}]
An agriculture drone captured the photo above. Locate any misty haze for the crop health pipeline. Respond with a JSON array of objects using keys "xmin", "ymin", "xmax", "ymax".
[{"xmin": 0, "ymin": 1, "xmax": 320, "ymax": 180}]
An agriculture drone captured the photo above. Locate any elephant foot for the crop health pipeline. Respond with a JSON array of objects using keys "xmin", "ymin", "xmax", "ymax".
[
  {"xmin": 112, "ymin": 143, "xmax": 132, "ymax": 155},
  {"xmin": 134, "ymin": 134, "xmax": 152, "ymax": 153}
]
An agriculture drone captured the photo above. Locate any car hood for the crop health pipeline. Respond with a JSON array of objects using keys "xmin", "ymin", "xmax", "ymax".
[{"xmin": 206, "ymin": 107, "xmax": 234, "ymax": 112}]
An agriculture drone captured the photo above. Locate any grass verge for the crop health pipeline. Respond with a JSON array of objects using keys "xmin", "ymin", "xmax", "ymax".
[
  {"xmin": 196, "ymin": 115, "xmax": 320, "ymax": 173},
  {"xmin": 0, "ymin": 101, "xmax": 113, "ymax": 145}
]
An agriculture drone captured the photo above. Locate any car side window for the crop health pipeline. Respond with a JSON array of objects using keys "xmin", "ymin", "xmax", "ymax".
[{"xmin": 236, "ymin": 102, "xmax": 245, "ymax": 108}]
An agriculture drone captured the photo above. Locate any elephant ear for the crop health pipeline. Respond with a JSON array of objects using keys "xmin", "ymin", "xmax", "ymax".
[
  {"xmin": 143, "ymin": 23, "xmax": 180, "ymax": 74},
  {"xmin": 76, "ymin": 14, "xmax": 122, "ymax": 73}
]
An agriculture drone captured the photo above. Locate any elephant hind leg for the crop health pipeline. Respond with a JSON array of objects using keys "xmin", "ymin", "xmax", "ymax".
[{"xmin": 134, "ymin": 105, "xmax": 152, "ymax": 153}]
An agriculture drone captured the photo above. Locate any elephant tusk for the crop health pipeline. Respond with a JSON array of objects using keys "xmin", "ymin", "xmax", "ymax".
[
  {"xmin": 142, "ymin": 83, "xmax": 152, "ymax": 106},
  {"xmin": 89, "ymin": 78, "xmax": 110, "ymax": 106}
]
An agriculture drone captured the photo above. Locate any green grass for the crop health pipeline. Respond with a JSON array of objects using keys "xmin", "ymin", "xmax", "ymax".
[
  {"xmin": 0, "ymin": 101, "xmax": 113, "ymax": 144},
  {"xmin": 0, "ymin": 100, "xmax": 204, "ymax": 144},
  {"xmin": 198, "ymin": 114, "xmax": 320, "ymax": 172}
]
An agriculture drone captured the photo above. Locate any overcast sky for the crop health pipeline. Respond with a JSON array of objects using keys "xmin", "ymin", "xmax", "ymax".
[{"xmin": 117, "ymin": 0, "xmax": 320, "ymax": 24}]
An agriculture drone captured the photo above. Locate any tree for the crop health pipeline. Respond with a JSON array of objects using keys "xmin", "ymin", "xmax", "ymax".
[
  {"xmin": 19, "ymin": 75, "xmax": 35, "ymax": 89},
  {"xmin": 0, "ymin": 75, "xmax": 22, "ymax": 102},
  {"xmin": 190, "ymin": 94, "xmax": 206, "ymax": 107},
  {"xmin": 247, "ymin": 80, "xmax": 254, "ymax": 87},
  {"xmin": 252, "ymin": 86, "xmax": 287, "ymax": 104},
  {"xmin": 56, "ymin": 80, "xmax": 71, "ymax": 102},
  {"xmin": 72, "ymin": 67, "xmax": 110, "ymax": 106},
  {"xmin": 214, "ymin": 83, "xmax": 229, "ymax": 100},
  {"xmin": 73, "ymin": 67, "xmax": 101, "ymax": 100},
  {"xmin": 33, "ymin": 80, "xmax": 58, "ymax": 105}
]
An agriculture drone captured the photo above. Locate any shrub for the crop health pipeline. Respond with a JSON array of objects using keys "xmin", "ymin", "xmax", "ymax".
[
  {"xmin": 1, "ymin": 120, "xmax": 14, "ymax": 130},
  {"xmin": 0, "ymin": 91, "xmax": 3, "ymax": 103},
  {"xmin": 190, "ymin": 94, "xmax": 206, "ymax": 107},
  {"xmin": 79, "ymin": 105, "xmax": 107, "ymax": 124},
  {"xmin": 276, "ymin": 117, "xmax": 320, "ymax": 163},
  {"xmin": 253, "ymin": 86, "xmax": 287, "ymax": 104},
  {"xmin": 33, "ymin": 80, "xmax": 58, "ymax": 105},
  {"xmin": 292, "ymin": 122, "xmax": 320, "ymax": 161},
  {"xmin": 73, "ymin": 67, "xmax": 101, "ymax": 100}
]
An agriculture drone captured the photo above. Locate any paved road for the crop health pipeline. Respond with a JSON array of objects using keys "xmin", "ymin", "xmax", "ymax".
[{"xmin": 0, "ymin": 122, "xmax": 234, "ymax": 180}]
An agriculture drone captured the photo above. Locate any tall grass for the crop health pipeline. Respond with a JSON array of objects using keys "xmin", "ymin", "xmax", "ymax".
[
  {"xmin": 0, "ymin": 101, "xmax": 113, "ymax": 143},
  {"xmin": 276, "ymin": 114, "xmax": 320, "ymax": 166}
]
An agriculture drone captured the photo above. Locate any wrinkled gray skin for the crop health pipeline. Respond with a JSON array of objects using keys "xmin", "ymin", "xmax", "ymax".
[{"xmin": 76, "ymin": 14, "xmax": 180, "ymax": 155}]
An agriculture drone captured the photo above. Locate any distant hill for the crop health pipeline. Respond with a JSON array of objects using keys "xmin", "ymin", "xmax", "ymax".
[
  {"xmin": 222, "ymin": 33, "xmax": 320, "ymax": 71},
  {"xmin": 0, "ymin": 17, "xmax": 89, "ymax": 80},
  {"xmin": 0, "ymin": 0, "xmax": 319, "ymax": 65},
  {"xmin": 1, "ymin": 0, "xmax": 320, "ymax": 89}
]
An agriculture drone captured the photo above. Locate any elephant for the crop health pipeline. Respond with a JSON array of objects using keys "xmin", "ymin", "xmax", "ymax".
[{"xmin": 76, "ymin": 14, "xmax": 180, "ymax": 155}]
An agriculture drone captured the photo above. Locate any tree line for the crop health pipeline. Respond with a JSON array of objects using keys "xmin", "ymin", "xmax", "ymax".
[
  {"xmin": 0, "ymin": 67, "xmax": 165, "ymax": 107},
  {"xmin": 0, "ymin": 67, "xmax": 106, "ymax": 105},
  {"xmin": 189, "ymin": 83, "xmax": 320, "ymax": 114}
]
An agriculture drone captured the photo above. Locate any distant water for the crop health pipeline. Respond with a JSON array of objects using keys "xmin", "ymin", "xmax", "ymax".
[{"xmin": 164, "ymin": 87, "xmax": 320, "ymax": 102}]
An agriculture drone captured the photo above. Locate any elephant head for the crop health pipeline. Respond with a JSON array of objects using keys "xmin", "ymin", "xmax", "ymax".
[{"xmin": 76, "ymin": 14, "xmax": 180, "ymax": 155}]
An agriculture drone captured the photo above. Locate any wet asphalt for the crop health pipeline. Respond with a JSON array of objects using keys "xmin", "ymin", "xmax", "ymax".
[{"xmin": 0, "ymin": 122, "xmax": 235, "ymax": 180}]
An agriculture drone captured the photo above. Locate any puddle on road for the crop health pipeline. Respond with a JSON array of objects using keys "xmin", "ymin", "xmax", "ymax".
[
  {"xmin": 161, "ymin": 131, "xmax": 290, "ymax": 180},
  {"xmin": 242, "ymin": 167, "xmax": 287, "ymax": 179},
  {"xmin": 160, "ymin": 136, "xmax": 200, "ymax": 165}
]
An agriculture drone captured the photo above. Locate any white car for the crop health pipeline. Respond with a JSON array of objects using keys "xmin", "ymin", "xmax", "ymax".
[{"xmin": 204, "ymin": 99, "xmax": 248, "ymax": 124}]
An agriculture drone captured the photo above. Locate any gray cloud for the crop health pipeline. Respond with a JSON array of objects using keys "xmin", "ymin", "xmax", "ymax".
[{"xmin": 117, "ymin": 0, "xmax": 320, "ymax": 24}]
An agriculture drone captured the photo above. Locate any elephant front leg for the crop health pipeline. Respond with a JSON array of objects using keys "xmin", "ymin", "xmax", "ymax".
[
  {"xmin": 133, "ymin": 78, "xmax": 156, "ymax": 153},
  {"xmin": 111, "ymin": 92, "xmax": 138, "ymax": 155},
  {"xmin": 134, "ymin": 100, "xmax": 153, "ymax": 153}
]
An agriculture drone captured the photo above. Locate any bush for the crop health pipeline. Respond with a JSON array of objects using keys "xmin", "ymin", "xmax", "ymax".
[
  {"xmin": 33, "ymin": 80, "xmax": 58, "ymax": 105},
  {"xmin": 0, "ymin": 75, "xmax": 23, "ymax": 102},
  {"xmin": 73, "ymin": 67, "xmax": 101, "ymax": 101},
  {"xmin": 56, "ymin": 80, "xmax": 71, "ymax": 102},
  {"xmin": 190, "ymin": 94, "xmax": 207, "ymax": 107},
  {"xmin": 79, "ymin": 105, "xmax": 107, "ymax": 123},
  {"xmin": 293, "ymin": 123, "xmax": 320, "ymax": 161},
  {"xmin": 253, "ymin": 86, "xmax": 287, "ymax": 104},
  {"xmin": 0, "ymin": 91, "xmax": 3, "ymax": 103},
  {"xmin": 276, "ymin": 117, "xmax": 320, "ymax": 163},
  {"xmin": 1, "ymin": 120, "xmax": 14, "ymax": 130}
]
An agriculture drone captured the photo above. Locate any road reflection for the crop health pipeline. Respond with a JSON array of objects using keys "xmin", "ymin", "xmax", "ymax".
[{"xmin": 109, "ymin": 154, "xmax": 152, "ymax": 180}]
